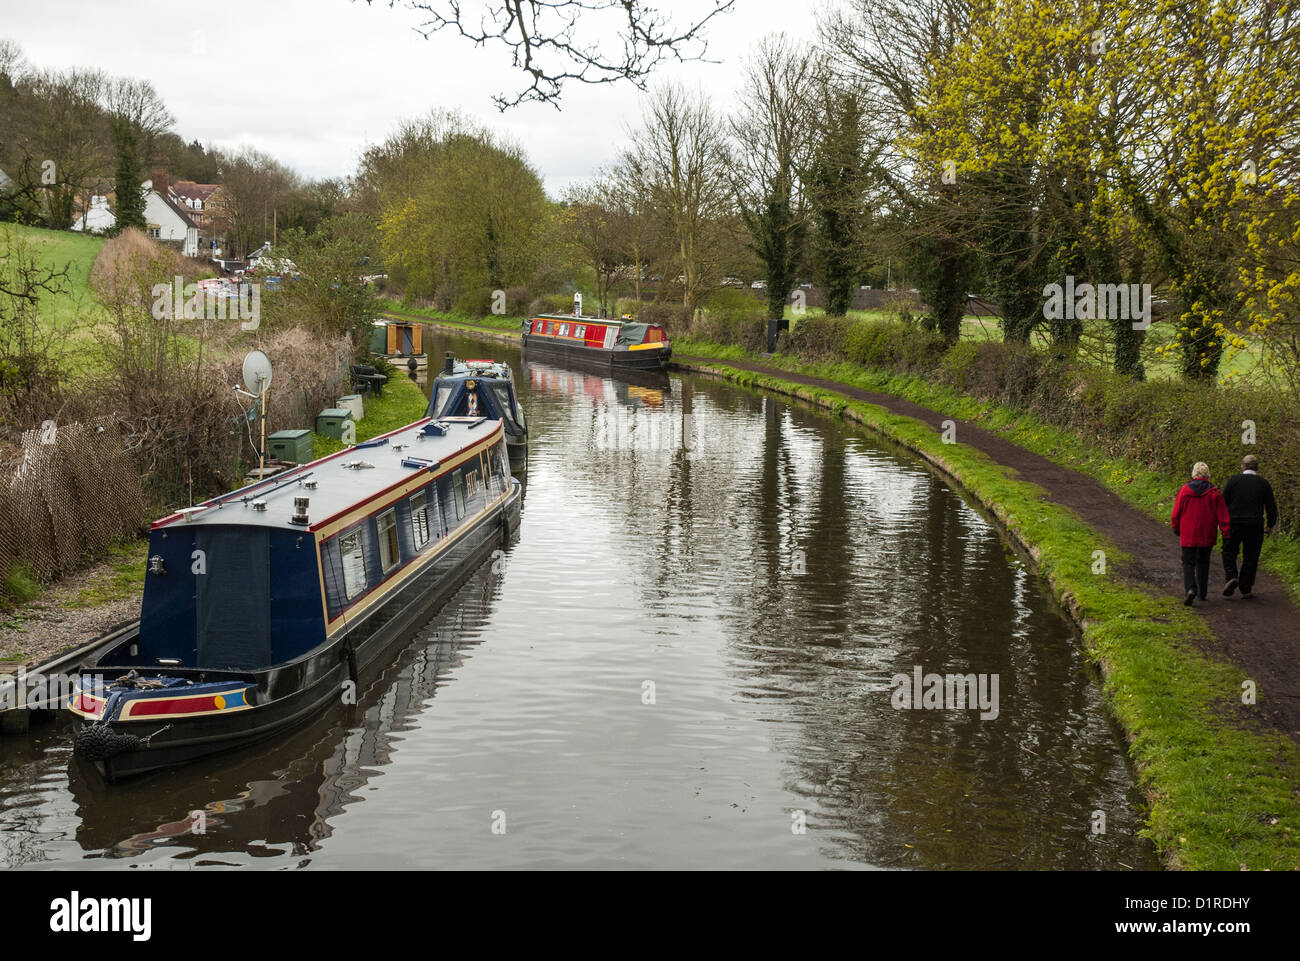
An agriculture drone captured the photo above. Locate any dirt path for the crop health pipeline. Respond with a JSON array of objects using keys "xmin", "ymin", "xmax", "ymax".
[{"xmin": 679, "ymin": 354, "xmax": 1300, "ymax": 741}]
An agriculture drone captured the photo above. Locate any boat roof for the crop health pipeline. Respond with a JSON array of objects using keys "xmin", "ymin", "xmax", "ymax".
[
  {"xmin": 532, "ymin": 314, "xmax": 646, "ymax": 326},
  {"xmin": 435, "ymin": 358, "xmax": 514, "ymax": 381},
  {"xmin": 152, "ymin": 417, "xmax": 503, "ymax": 533}
]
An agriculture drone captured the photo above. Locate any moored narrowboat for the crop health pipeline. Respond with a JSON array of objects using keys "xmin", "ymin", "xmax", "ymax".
[
  {"xmin": 429, "ymin": 354, "xmax": 528, "ymax": 474},
  {"xmin": 68, "ymin": 415, "xmax": 521, "ymax": 781},
  {"xmin": 522, "ymin": 314, "xmax": 671, "ymax": 370}
]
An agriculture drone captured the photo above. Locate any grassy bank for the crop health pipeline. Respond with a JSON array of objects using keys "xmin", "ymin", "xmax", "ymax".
[
  {"xmin": 675, "ymin": 337, "xmax": 1300, "ymax": 605},
  {"xmin": 678, "ymin": 357, "xmax": 1300, "ymax": 870},
  {"xmin": 376, "ymin": 299, "xmax": 523, "ymax": 334}
]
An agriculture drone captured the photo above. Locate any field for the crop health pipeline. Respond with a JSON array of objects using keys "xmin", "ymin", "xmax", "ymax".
[
  {"xmin": 3, "ymin": 223, "xmax": 111, "ymax": 374},
  {"xmin": 774, "ymin": 303, "xmax": 1264, "ymax": 385}
]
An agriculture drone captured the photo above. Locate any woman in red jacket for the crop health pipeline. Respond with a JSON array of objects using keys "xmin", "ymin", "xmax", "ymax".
[{"xmin": 1171, "ymin": 462, "xmax": 1232, "ymax": 605}]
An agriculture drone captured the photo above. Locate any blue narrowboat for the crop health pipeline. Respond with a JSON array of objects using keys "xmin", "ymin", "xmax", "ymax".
[
  {"xmin": 68, "ymin": 415, "xmax": 521, "ymax": 781},
  {"xmin": 429, "ymin": 354, "xmax": 528, "ymax": 474}
]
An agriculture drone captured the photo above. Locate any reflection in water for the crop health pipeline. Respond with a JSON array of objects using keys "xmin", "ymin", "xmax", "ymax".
[{"xmin": 0, "ymin": 332, "xmax": 1155, "ymax": 870}]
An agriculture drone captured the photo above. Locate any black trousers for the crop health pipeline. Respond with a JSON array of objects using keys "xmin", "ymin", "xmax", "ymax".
[
  {"xmin": 1223, "ymin": 521, "xmax": 1265, "ymax": 593},
  {"xmin": 1182, "ymin": 546, "xmax": 1212, "ymax": 598}
]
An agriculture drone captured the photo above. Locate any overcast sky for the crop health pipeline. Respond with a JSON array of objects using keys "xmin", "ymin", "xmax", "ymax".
[{"xmin": 6, "ymin": 0, "xmax": 823, "ymax": 195}]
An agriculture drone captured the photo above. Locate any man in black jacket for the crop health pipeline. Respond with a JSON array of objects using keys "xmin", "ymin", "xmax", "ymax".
[{"xmin": 1222, "ymin": 454, "xmax": 1279, "ymax": 598}]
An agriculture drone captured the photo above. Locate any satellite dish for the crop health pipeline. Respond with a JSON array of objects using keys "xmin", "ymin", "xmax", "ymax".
[{"xmin": 242, "ymin": 350, "xmax": 273, "ymax": 394}]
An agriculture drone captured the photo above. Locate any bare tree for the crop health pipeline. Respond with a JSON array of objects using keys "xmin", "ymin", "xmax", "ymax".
[
  {"xmin": 368, "ymin": 0, "xmax": 735, "ymax": 109},
  {"xmin": 11, "ymin": 68, "xmax": 108, "ymax": 228},
  {"xmin": 211, "ymin": 148, "xmax": 298, "ymax": 259},
  {"xmin": 819, "ymin": 0, "xmax": 976, "ymax": 341},
  {"xmin": 608, "ymin": 150, "xmax": 660, "ymax": 305},
  {"xmin": 630, "ymin": 82, "xmax": 731, "ymax": 314},
  {"xmin": 0, "ymin": 38, "xmax": 26, "ymax": 82},
  {"xmin": 730, "ymin": 34, "xmax": 817, "ymax": 338}
]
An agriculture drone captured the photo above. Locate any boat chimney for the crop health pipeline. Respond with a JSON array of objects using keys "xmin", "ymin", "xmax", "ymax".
[
  {"xmin": 444, "ymin": 352, "xmax": 455, "ymax": 375},
  {"xmin": 291, "ymin": 496, "xmax": 310, "ymax": 525}
]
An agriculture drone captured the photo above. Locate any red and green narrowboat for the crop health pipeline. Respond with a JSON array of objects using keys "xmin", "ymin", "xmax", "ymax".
[{"xmin": 522, "ymin": 314, "xmax": 671, "ymax": 370}]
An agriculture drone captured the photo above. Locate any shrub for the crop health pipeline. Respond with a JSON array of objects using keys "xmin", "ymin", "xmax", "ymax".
[
  {"xmin": 528, "ymin": 293, "xmax": 574, "ymax": 316},
  {"xmin": 637, "ymin": 301, "xmax": 692, "ymax": 334}
]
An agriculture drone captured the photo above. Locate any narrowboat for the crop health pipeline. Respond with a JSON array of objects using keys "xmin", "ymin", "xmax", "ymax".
[
  {"xmin": 429, "ymin": 354, "xmax": 528, "ymax": 474},
  {"xmin": 522, "ymin": 314, "xmax": 671, "ymax": 370},
  {"xmin": 68, "ymin": 415, "xmax": 521, "ymax": 781},
  {"xmin": 369, "ymin": 318, "xmax": 427, "ymax": 368}
]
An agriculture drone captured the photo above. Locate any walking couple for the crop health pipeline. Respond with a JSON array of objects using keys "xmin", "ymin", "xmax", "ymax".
[{"xmin": 1171, "ymin": 455, "xmax": 1278, "ymax": 606}]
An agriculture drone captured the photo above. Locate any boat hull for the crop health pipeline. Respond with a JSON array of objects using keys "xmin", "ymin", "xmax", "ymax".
[
  {"xmin": 521, "ymin": 332, "xmax": 672, "ymax": 370},
  {"xmin": 74, "ymin": 479, "xmax": 522, "ymax": 781}
]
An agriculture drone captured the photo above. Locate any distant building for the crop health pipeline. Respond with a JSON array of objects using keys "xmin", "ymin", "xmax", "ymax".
[
  {"xmin": 70, "ymin": 177, "xmax": 200, "ymax": 257},
  {"xmin": 142, "ymin": 179, "xmax": 199, "ymax": 256},
  {"xmin": 71, "ymin": 195, "xmax": 117, "ymax": 234},
  {"xmin": 169, "ymin": 179, "xmax": 224, "ymax": 253}
]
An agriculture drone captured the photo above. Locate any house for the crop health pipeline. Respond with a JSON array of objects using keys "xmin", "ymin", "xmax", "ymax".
[
  {"xmin": 70, "ymin": 179, "xmax": 200, "ymax": 257},
  {"xmin": 246, "ymin": 243, "xmax": 297, "ymax": 277},
  {"xmin": 169, "ymin": 179, "xmax": 224, "ymax": 253},
  {"xmin": 142, "ymin": 179, "xmax": 199, "ymax": 256},
  {"xmin": 71, "ymin": 195, "xmax": 116, "ymax": 234},
  {"xmin": 169, "ymin": 180, "xmax": 220, "ymax": 226}
]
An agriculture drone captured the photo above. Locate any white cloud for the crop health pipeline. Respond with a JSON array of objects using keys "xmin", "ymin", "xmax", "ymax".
[{"xmin": 6, "ymin": 0, "xmax": 819, "ymax": 194}]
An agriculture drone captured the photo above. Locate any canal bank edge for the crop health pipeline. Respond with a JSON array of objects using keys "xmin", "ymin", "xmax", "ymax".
[{"xmin": 672, "ymin": 357, "xmax": 1300, "ymax": 872}]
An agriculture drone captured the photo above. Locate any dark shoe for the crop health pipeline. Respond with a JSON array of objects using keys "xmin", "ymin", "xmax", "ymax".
[
  {"xmin": 1223, "ymin": 578, "xmax": 1238, "ymax": 596},
  {"xmin": 1199, "ymin": 594, "xmax": 1208, "ymax": 600},
  {"xmin": 1241, "ymin": 591, "xmax": 1254, "ymax": 599},
  {"xmin": 1185, "ymin": 590, "xmax": 1196, "ymax": 606}
]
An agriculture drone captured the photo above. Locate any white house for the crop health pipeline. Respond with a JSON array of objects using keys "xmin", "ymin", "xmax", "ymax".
[
  {"xmin": 71, "ymin": 181, "xmax": 200, "ymax": 257},
  {"xmin": 142, "ymin": 179, "xmax": 199, "ymax": 257},
  {"xmin": 72, "ymin": 195, "xmax": 117, "ymax": 234}
]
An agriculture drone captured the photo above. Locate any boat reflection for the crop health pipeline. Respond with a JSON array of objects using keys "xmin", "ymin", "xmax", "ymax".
[
  {"xmin": 67, "ymin": 550, "xmax": 510, "ymax": 860},
  {"xmin": 523, "ymin": 354, "xmax": 670, "ymax": 410}
]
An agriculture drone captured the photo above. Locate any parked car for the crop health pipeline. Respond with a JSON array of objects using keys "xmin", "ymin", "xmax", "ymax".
[{"xmin": 751, "ymin": 280, "xmax": 766, "ymax": 289}]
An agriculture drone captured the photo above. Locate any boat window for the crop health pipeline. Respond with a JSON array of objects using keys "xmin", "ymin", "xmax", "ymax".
[
  {"xmin": 453, "ymin": 470, "xmax": 466, "ymax": 520},
  {"xmin": 489, "ymin": 383, "xmax": 518, "ymax": 430},
  {"xmin": 432, "ymin": 385, "xmax": 453, "ymax": 417},
  {"xmin": 377, "ymin": 510, "xmax": 400, "ymax": 573},
  {"xmin": 559, "ymin": 323, "xmax": 569, "ymax": 336},
  {"xmin": 494, "ymin": 441, "xmax": 509, "ymax": 490},
  {"xmin": 411, "ymin": 489, "xmax": 432, "ymax": 549},
  {"xmin": 575, "ymin": 325, "xmax": 585, "ymax": 339},
  {"xmin": 340, "ymin": 529, "xmax": 366, "ymax": 600}
]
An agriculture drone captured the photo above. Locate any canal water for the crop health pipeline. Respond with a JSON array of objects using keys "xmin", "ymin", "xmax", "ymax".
[{"xmin": 0, "ymin": 331, "xmax": 1156, "ymax": 870}]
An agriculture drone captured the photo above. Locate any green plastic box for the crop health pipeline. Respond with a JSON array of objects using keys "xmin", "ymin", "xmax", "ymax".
[
  {"xmin": 316, "ymin": 408, "xmax": 354, "ymax": 441},
  {"xmin": 268, "ymin": 429, "xmax": 312, "ymax": 463}
]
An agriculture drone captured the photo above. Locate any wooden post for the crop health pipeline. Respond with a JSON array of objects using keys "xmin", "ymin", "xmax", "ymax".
[{"xmin": 258, "ymin": 381, "xmax": 268, "ymax": 478}]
